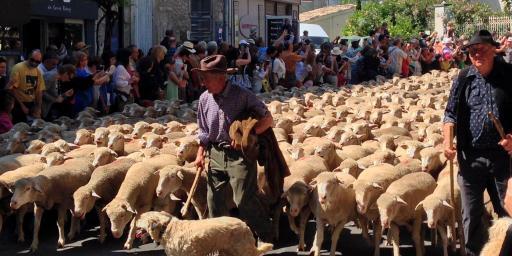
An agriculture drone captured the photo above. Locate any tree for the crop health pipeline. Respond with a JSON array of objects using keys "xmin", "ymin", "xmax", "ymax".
[
  {"xmin": 93, "ymin": 0, "xmax": 126, "ymax": 55},
  {"xmin": 342, "ymin": 0, "xmax": 496, "ymax": 38}
]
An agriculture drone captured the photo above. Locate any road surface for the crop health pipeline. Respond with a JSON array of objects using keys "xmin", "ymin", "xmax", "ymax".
[{"xmin": 0, "ymin": 209, "xmax": 449, "ymax": 255}]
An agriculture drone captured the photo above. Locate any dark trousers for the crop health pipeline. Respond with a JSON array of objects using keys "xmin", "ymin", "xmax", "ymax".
[
  {"xmin": 458, "ymin": 149, "xmax": 510, "ymax": 256},
  {"xmin": 207, "ymin": 145, "xmax": 272, "ymax": 241},
  {"xmin": 12, "ymin": 101, "xmax": 34, "ymax": 124}
]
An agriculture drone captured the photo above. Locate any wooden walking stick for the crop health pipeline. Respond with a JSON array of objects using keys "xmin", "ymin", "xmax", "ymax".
[
  {"xmin": 448, "ymin": 125, "xmax": 466, "ymax": 256},
  {"xmin": 181, "ymin": 152, "xmax": 205, "ymax": 218}
]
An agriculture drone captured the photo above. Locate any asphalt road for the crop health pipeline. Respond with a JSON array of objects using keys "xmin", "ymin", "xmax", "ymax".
[{"xmin": 0, "ymin": 208, "xmax": 450, "ymax": 256}]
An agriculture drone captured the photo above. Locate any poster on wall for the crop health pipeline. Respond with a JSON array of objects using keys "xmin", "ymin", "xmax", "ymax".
[{"xmin": 265, "ymin": 15, "xmax": 291, "ymax": 46}]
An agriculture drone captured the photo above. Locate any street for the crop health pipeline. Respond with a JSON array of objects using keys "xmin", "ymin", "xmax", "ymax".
[{"xmin": 0, "ymin": 208, "xmax": 447, "ymax": 256}]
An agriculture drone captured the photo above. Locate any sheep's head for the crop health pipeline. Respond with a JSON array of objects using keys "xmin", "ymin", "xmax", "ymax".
[
  {"xmin": 314, "ymin": 143, "xmax": 335, "ymax": 160},
  {"xmin": 108, "ymin": 132, "xmax": 125, "ymax": 154},
  {"xmin": 377, "ymin": 193, "xmax": 408, "ymax": 229},
  {"xmin": 26, "ymin": 140, "xmax": 45, "ymax": 154},
  {"xmin": 45, "ymin": 152, "xmax": 66, "ymax": 167},
  {"xmin": 397, "ymin": 141, "xmax": 424, "ymax": 159},
  {"xmin": 287, "ymin": 146, "xmax": 304, "ymax": 161},
  {"xmin": 41, "ymin": 143, "xmax": 62, "ymax": 156},
  {"xmin": 416, "ymin": 197, "xmax": 454, "ymax": 229},
  {"xmin": 339, "ymin": 132, "xmax": 360, "ymax": 146},
  {"xmin": 136, "ymin": 211, "xmax": 172, "ymax": 243},
  {"xmin": 103, "ymin": 199, "xmax": 137, "ymax": 239},
  {"xmin": 10, "ymin": 178, "xmax": 42, "ymax": 210},
  {"xmin": 143, "ymin": 134, "xmax": 167, "ymax": 149},
  {"xmin": 378, "ymin": 135, "xmax": 397, "ymax": 151},
  {"xmin": 92, "ymin": 147, "xmax": 118, "ymax": 167},
  {"xmin": 310, "ymin": 172, "xmax": 346, "ymax": 205},
  {"xmin": 73, "ymin": 187, "xmax": 101, "ymax": 220},
  {"xmin": 326, "ymin": 128, "xmax": 344, "ymax": 142},
  {"xmin": 175, "ymin": 138, "xmax": 199, "ymax": 163},
  {"xmin": 283, "ymin": 180, "xmax": 311, "ymax": 217},
  {"xmin": 420, "ymin": 148, "xmax": 442, "ymax": 172},
  {"xmin": 156, "ymin": 166, "xmax": 184, "ymax": 198},
  {"xmin": 94, "ymin": 128, "xmax": 110, "ymax": 147},
  {"xmin": 132, "ymin": 122, "xmax": 151, "ymax": 139},
  {"xmin": 354, "ymin": 180, "xmax": 384, "ymax": 214},
  {"xmin": 75, "ymin": 129, "xmax": 94, "ymax": 145}
]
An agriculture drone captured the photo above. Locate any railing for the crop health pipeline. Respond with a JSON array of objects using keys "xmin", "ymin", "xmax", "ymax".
[{"xmin": 459, "ymin": 16, "xmax": 512, "ymax": 36}]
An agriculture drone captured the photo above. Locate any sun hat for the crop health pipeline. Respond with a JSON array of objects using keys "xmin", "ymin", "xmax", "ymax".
[
  {"xmin": 192, "ymin": 55, "xmax": 230, "ymax": 74},
  {"xmin": 182, "ymin": 41, "xmax": 196, "ymax": 53},
  {"xmin": 463, "ymin": 29, "xmax": 500, "ymax": 49},
  {"xmin": 73, "ymin": 42, "xmax": 90, "ymax": 52},
  {"xmin": 331, "ymin": 47, "xmax": 343, "ymax": 56},
  {"xmin": 239, "ymin": 39, "xmax": 249, "ymax": 46}
]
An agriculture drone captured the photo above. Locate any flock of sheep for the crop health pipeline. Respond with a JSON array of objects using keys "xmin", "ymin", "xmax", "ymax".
[{"xmin": 0, "ymin": 69, "xmax": 505, "ymax": 256}]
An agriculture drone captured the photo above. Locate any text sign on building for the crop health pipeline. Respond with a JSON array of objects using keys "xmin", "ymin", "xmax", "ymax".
[{"xmin": 30, "ymin": 0, "xmax": 98, "ymax": 19}]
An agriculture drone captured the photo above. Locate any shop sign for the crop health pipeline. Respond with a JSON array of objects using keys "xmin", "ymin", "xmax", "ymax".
[
  {"xmin": 239, "ymin": 15, "xmax": 258, "ymax": 39},
  {"xmin": 30, "ymin": 0, "xmax": 98, "ymax": 20}
]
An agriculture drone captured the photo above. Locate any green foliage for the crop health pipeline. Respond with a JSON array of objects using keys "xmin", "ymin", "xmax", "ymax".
[{"xmin": 342, "ymin": 0, "xmax": 498, "ymax": 38}]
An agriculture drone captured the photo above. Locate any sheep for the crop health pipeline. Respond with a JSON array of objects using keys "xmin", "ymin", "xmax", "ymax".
[
  {"xmin": 481, "ymin": 217, "xmax": 512, "ymax": 256},
  {"xmin": 0, "ymin": 163, "xmax": 46, "ymax": 242},
  {"xmin": 415, "ymin": 169, "xmax": 461, "ymax": 256},
  {"xmin": 74, "ymin": 129, "xmax": 94, "ymax": 145},
  {"xmin": 73, "ymin": 158, "xmax": 137, "ymax": 243},
  {"xmin": 10, "ymin": 159, "xmax": 94, "ymax": 251},
  {"xmin": 25, "ymin": 140, "xmax": 46, "ymax": 154},
  {"xmin": 135, "ymin": 211, "xmax": 273, "ymax": 256},
  {"xmin": 174, "ymin": 136, "xmax": 199, "ymax": 165},
  {"xmin": 0, "ymin": 154, "xmax": 46, "ymax": 175},
  {"xmin": 339, "ymin": 131, "xmax": 361, "ymax": 146},
  {"xmin": 309, "ymin": 172, "xmax": 357, "ymax": 256},
  {"xmin": 372, "ymin": 126, "xmax": 411, "ymax": 138},
  {"xmin": 155, "ymin": 165, "xmax": 207, "ymax": 219},
  {"xmin": 334, "ymin": 158, "xmax": 362, "ymax": 178},
  {"xmin": 103, "ymin": 162, "xmax": 160, "ymax": 250},
  {"xmin": 282, "ymin": 177, "xmax": 312, "ymax": 251},
  {"xmin": 94, "ymin": 127, "xmax": 110, "ymax": 147},
  {"xmin": 395, "ymin": 140, "xmax": 425, "ymax": 160},
  {"xmin": 132, "ymin": 121, "xmax": 152, "ymax": 139},
  {"xmin": 420, "ymin": 147, "xmax": 446, "ymax": 177},
  {"xmin": 352, "ymin": 163, "xmax": 397, "ymax": 255},
  {"xmin": 338, "ymin": 145, "xmax": 374, "ymax": 161},
  {"xmin": 376, "ymin": 172, "xmax": 437, "ymax": 256},
  {"xmin": 141, "ymin": 133, "xmax": 168, "ymax": 149},
  {"xmin": 91, "ymin": 147, "xmax": 118, "ymax": 167},
  {"xmin": 150, "ymin": 123, "xmax": 167, "ymax": 135},
  {"xmin": 357, "ymin": 150, "xmax": 397, "ymax": 170},
  {"xmin": 314, "ymin": 142, "xmax": 343, "ymax": 171}
]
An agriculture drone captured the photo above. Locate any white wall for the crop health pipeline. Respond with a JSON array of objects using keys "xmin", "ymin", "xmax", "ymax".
[{"xmin": 305, "ymin": 10, "xmax": 354, "ymax": 39}]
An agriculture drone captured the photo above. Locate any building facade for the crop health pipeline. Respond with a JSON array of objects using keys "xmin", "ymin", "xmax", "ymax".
[
  {"xmin": 0, "ymin": 0, "xmax": 98, "ymax": 65},
  {"xmin": 125, "ymin": 0, "xmax": 301, "ymax": 51}
]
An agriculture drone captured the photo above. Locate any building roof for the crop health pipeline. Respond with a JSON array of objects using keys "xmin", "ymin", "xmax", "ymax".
[{"xmin": 300, "ymin": 4, "xmax": 356, "ymax": 22}]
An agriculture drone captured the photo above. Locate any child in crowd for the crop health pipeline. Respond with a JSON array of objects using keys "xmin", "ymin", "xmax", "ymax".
[{"xmin": 0, "ymin": 90, "xmax": 15, "ymax": 134}]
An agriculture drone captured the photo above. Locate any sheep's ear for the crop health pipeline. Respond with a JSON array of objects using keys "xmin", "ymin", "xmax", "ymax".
[
  {"xmin": 309, "ymin": 179, "xmax": 317, "ymax": 188},
  {"xmin": 415, "ymin": 201, "xmax": 424, "ymax": 212},
  {"xmin": 441, "ymin": 200, "xmax": 454, "ymax": 210},
  {"xmin": 126, "ymin": 204, "xmax": 137, "ymax": 214},
  {"xmin": 91, "ymin": 191, "xmax": 102, "ymax": 199},
  {"xmin": 395, "ymin": 196, "xmax": 407, "ymax": 205},
  {"xmin": 169, "ymin": 194, "xmax": 181, "ymax": 201},
  {"xmin": 177, "ymin": 171, "xmax": 184, "ymax": 180},
  {"xmin": 150, "ymin": 221, "xmax": 159, "ymax": 231},
  {"xmin": 372, "ymin": 182, "xmax": 383, "ymax": 190},
  {"xmin": 110, "ymin": 149, "xmax": 118, "ymax": 157},
  {"xmin": 162, "ymin": 136, "xmax": 169, "ymax": 143}
]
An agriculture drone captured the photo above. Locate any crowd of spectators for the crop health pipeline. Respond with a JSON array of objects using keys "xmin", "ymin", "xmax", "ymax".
[{"xmin": 1, "ymin": 23, "xmax": 512, "ymax": 133}]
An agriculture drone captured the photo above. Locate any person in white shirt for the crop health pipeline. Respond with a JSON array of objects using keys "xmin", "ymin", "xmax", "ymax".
[
  {"xmin": 112, "ymin": 48, "xmax": 138, "ymax": 110},
  {"xmin": 387, "ymin": 38, "xmax": 408, "ymax": 76},
  {"xmin": 38, "ymin": 52, "xmax": 60, "ymax": 119}
]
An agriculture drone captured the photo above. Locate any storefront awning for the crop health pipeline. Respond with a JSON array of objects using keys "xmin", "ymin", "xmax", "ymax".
[
  {"xmin": 30, "ymin": 0, "xmax": 98, "ymax": 20},
  {"xmin": 0, "ymin": 0, "xmax": 31, "ymax": 25}
]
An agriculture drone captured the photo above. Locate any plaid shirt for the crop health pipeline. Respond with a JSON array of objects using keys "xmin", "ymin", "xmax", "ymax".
[{"xmin": 197, "ymin": 82, "xmax": 269, "ymax": 147}]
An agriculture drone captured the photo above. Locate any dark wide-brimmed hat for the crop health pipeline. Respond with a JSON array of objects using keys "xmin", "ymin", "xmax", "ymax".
[
  {"xmin": 192, "ymin": 55, "xmax": 232, "ymax": 74},
  {"xmin": 464, "ymin": 29, "xmax": 500, "ymax": 49}
]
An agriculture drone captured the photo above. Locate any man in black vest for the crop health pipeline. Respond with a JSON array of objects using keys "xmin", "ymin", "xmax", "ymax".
[{"xmin": 444, "ymin": 30, "xmax": 512, "ymax": 255}]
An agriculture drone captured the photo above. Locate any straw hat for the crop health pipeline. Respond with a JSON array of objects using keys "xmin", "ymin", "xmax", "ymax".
[{"xmin": 331, "ymin": 47, "xmax": 343, "ymax": 56}]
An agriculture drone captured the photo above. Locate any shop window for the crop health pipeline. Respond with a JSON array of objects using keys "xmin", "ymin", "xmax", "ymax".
[{"xmin": 48, "ymin": 20, "xmax": 84, "ymax": 50}]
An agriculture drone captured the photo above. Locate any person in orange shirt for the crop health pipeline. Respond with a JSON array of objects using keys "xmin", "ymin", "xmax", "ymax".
[{"xmin": 280, "ymin": 41, "xmax": 306, "ymax": 88}]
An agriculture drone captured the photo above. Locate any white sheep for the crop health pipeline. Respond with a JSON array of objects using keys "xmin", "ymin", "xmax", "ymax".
[
  {"xmin": 135, "ymin": 211, "xmax": 273, "ymax": 256},
  {"xmin": 376, "ymin": 172, "xmax": 437, "ymax": 256},
  {"xmin": 156, "ymin": 165, "xmax": 207, "ymax": 219},
  {"xmin": 10, "ymin": 159, "xmax": 94, "ymax": 251},
  {"xmin": 73, "ymin": 158, "xmax": 137, "ymax": 243},
  {"xmin": 481, "ymin": 217, "xmax": 512, "ymax": 256},
  {"xmin": 103, "ymin": 162, "xmax": 159, "ymax": 250},
  {"xmin": 309, "ymin": 172, "xmax": 357, "ymax": 256}
]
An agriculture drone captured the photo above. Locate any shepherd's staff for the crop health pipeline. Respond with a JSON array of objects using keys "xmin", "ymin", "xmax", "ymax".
[
  {"xmin": 181, "ymin": 151, "xmax": 206, "ymax": 217},
  {"xmin": 447, "ymin": 125, "xmax": 466, "ymax": 256}
]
